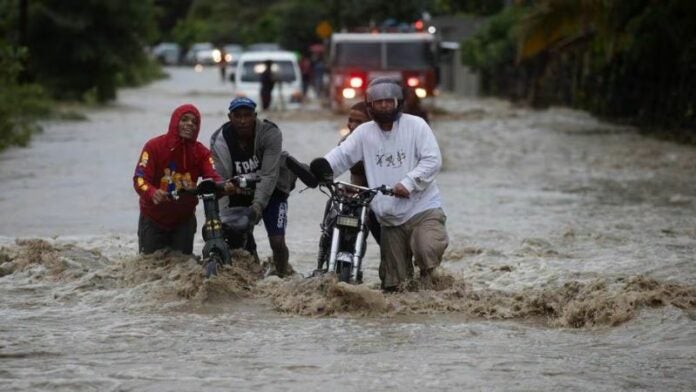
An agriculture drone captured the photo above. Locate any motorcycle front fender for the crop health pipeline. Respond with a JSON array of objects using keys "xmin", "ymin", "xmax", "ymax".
[{"xmin": 203, "ymin": 239, "xmax": 231, "ymax": 265}]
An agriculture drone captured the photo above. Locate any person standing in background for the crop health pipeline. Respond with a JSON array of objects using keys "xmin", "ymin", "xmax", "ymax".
[
  {"xmin": 218, "ymin": 48, "xmax": 228, "ymax": 82},
  {"xmin": 260, "ymin": 59, "xmax": 275, "ymax": 110},
  {"xmin": 299, "ymin": 53, "xmax": 312, "ymax": 100}
]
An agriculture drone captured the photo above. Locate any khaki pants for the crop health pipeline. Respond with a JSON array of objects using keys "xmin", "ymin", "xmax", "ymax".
[{"xmin": 379, "ymin": 208, "xmax": 448, "ymax": 289}]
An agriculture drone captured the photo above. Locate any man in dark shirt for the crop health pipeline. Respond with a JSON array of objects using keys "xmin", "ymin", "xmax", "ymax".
[{"xmin": 209, "ymin": 97, "xmax": 297, "ymax": 277}]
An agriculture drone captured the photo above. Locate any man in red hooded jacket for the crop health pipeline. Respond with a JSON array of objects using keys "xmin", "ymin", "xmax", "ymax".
[{"xmin": 133, "ymin": 103, "xmax": 224, "ymax": 254}]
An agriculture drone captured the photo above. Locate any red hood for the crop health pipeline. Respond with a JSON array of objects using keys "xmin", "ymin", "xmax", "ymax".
[
  {"xmin": 165, "ymin": 103, "xmax": 201, "ymax": 172},
  {"xmin": 166, "ymin": 104, "xmax": 201, "ymax": 146}
]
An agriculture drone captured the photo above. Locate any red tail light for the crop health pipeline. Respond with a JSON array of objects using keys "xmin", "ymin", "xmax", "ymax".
[{"xmin": 406, "ymin": 77, "xmax": 420, "ymax": 87}]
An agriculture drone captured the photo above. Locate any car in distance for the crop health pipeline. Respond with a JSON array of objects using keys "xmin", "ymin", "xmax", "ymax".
[
  {"xmin": 151, "ymin": 42, "xmax": 181, "ymax": 65},
  {"xmin": 234, "ymin": 50, "xmax": 303, "ymax": 109}
]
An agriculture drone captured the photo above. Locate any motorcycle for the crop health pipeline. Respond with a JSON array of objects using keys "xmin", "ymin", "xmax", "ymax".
[
  {"xmin": 313, "ymin": 180, "xmax": 393, "ymax": 283},
  {"xmin": 171, "ymin": 173, "xmax": 260, "ymax": 277},
  {"xmin": 286, "ymin": 156, "xmax": 393, "ymax": 283}
]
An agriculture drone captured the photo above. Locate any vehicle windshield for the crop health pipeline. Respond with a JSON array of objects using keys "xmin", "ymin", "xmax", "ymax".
[
  {"xmin": 333, "ymin": 41, "xmax": 433, "ymax": 69},
  {"xmin": 386, "ymin": 42, "xmax": 433, "ymax": 69},
  {"xmin": 334, "ymin": 43, "xmax": 381, "ymax": 68},
  {"xmin": 239, "ymin": 60, "xmax": 297, "ymax": 83},
  {"xmin": 247, "ymin": 43, "xmax": 281, "ymax": 52}
]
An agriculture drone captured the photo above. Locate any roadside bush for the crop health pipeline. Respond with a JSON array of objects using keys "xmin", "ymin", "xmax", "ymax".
[
  {"xmin": 462, "ymin": 1, "xmax": 696, "ymax": 135},
  {"xmin": 0, "ymin": 42, "xmax": 51, "ymax": 151},
  {"xmin": 460, "ymin": 6, "xmax": 531, "ymax": 99}
]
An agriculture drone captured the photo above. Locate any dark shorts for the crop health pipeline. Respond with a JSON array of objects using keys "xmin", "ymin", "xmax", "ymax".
[
  {"xmin": 138, "ymin": 214, "xmax": 196, "ymax": 255},
  {"xmin": 262, "ymin": 191, "xmax": 288, "ymax": 237}
]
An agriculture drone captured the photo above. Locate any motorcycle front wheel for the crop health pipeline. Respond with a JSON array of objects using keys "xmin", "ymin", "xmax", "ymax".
[
  {"xmin": 204, "ymin": 253, "xmax": 223, "ymax": 278},
  {"xmin": 336, "ymin": 261, "xmax": 352, "ymax": 283}
]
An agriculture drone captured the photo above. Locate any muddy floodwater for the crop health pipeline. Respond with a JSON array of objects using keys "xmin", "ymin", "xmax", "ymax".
[{"xmin": 1, "ymin": 67, "xmax": 695, "ymax": 391}]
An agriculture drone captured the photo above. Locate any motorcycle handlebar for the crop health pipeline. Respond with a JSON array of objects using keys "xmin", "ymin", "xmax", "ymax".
[
  {"xmin": 169, "ymin": 179, "xmax": 224, "ymax": 200},
  {"xmin": 331, "ymin": 181, "xmax": 395, "ymax": 197},
  {"xmin": 171, "ymin": 174, "xmax": 261, "ymax": 200},
  {"xmin": 170, "ymin": 187, "xmax": 199, "ymax": 199},
  {"xmin": 229, "ymin": 173, "xmax": 261, "ymax": 189},
  {"xmin": 377, "ymin": 185, "xmax": 395, "ymax": 196}
]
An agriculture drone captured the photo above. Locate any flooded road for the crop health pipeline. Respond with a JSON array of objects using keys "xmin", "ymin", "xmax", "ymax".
[{"xmin": 1, "ymin": 67, "xmax": 695, "ymax": 391}]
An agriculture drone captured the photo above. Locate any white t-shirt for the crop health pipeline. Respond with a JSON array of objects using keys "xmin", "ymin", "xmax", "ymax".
[{"xmin": 324, "ymin": 113, "xmax": 443, "ymax": 226}]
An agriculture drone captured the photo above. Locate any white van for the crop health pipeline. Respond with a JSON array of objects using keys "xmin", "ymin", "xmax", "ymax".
[{"xmin": 234, "ymin": 51, "xmax": 303, "ymax": 109}]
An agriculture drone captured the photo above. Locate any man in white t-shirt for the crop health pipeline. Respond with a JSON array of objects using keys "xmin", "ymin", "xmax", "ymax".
[{"xmin": 320, "ymin": 77, "xmax": 449, "ymax": 291}]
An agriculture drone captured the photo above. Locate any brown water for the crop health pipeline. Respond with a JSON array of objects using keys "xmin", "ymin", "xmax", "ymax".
[{"xmin": 1, "ymin": 67, "xmax": 695, "ymax": 391}]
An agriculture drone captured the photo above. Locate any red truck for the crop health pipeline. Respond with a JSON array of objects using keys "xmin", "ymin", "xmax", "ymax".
[{"xmin": 327, "ymin": 32, "xmax": 438, "ymax": 111}]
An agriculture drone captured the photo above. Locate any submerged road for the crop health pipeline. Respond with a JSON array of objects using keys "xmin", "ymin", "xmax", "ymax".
[{"xmin": 1, "ymin": 66, "xmax": 695, "ymax": 391}]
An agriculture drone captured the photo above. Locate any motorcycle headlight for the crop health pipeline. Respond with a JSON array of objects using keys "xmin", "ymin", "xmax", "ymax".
[{"xmin": 336, "ymin": 215, "xmax": 359, "ymax": 228}]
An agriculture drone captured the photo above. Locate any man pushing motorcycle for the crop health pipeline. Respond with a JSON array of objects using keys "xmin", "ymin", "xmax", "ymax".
[
  {"xmin": 313, "ymin": 78, "xmax": 449, "ymax": 292},
  {"xmin": 133, "ymin": 103, "xmax": 235, "ymax": 255},
  {"xmin": 209, "ymin": 97, "xmax": 297, "ymax": 277}
]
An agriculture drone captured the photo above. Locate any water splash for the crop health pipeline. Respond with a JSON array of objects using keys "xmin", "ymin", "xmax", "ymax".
[
  {"xmin": 0, "ymin": 239, "xmax": 264, "ymax": 309},
  {"xmin": 2, "ymin": 240, "xmax": 694, "ymax": 328},
  {"xmin": 256, "ymin": 267, "xmax": 696, "ymax": 328}
]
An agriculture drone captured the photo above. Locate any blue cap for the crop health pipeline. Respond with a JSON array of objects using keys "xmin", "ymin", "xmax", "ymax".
[{"xmin": 228, "ymin": 97, "xmax": 257, "ymax": 112}]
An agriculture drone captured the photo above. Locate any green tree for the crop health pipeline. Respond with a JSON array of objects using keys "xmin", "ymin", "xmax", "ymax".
[
  {"xmin": 174, "ymin": 0, "xmax": 280, "ymax": 47},
  {"xmin": 0, "ymin": 0, "xmax": 50, "ymax": 150},
  {"xmin": 153, "ymin": 0, "xmax": 193, "ymax": 42},
  {"xmin": 463, "ymin": 0, "xmax": 696, "ymax": 133},
  {"xmin": 168, "ymin": 0, "xmax": 458, "ymax": 51},
  {"xmin": 26, "ymin": 0, "xmax": 158, "ymax": 102},
  {"xmin": 275, "ymin": 0, "xmax": 326, "ymax": 52},
  {"xmin": 461, "ymin": 6, "xmax": 528, "ymax": 97},
  {"xmin": 517, "ymin": 0, "xmax": 696, "ymax": 129},
  {"xmin": 0, "ymin": 41, "xmax": 50, "ymax": 150},
  {"xmin": 433, "ymin": 0, "xmax": 505, "ymax": 15}
]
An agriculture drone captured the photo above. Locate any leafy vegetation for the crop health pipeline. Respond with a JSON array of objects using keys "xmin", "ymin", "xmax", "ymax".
[
  {"xmin": 26, "ymin": 0, "xmax": 159, "ymax": 102},
  {"xmin": 0, "ymin": 0, "xmax": 163, "ymax": 150},
  {"xmin": 462, "ymin": 0, "xmax": 696, "ymax": 135},
  {"xmin": 0, "ymin": 41, "xmax": 51, "ymax": 150},
  {"xmin": 168, "ymin": 0, "xmax": 455, "ymax": 52},
  {"xmin": 11, "ymin": 0, "xmax": 693, "ymax": 150},
  {"xmin": 0, "ymin": 0, "xmax": 49, "ymax": 151}
]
